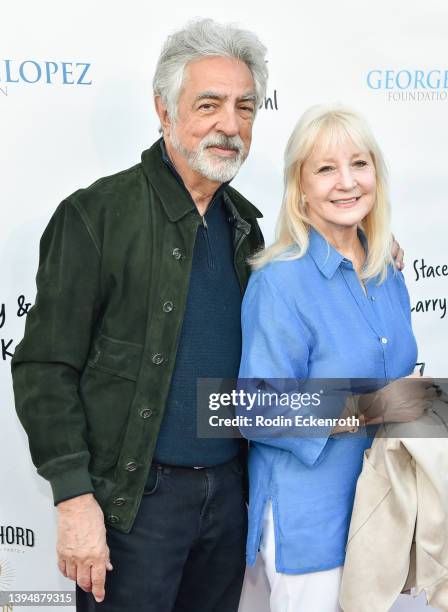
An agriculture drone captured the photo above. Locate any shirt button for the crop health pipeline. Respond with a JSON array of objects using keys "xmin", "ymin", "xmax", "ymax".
[
  {"xmin": 381, "ymin": 337, "xmax": 388, "ymax": 344},
  {"xmin": 172, "ymin": 248, "xmax": 182, "ymax": 260},
  {"xmin": 371, "ymin": 296, "xmax": 376, "ymax": 301},
  {"xmin": 108, "ymin": 515, "xmax": 120, "ymax": 524},
  {"xmin": 113, "ymin": 498, "xmax": 126, "ymax": 507},
  {"xmin": 125, "ymin": 461, "xmax": 137, "ymax": 472},
  {"xmin": 152, "ymin": 353, "xmax": 164, "ymax": 365},
  {"xmin": 140, "ymin": 408, "xmax": 153, "ymax": 419},
  {"xmin": 162, "ymin": 301, "xmax": 174, "ymax": 313}
]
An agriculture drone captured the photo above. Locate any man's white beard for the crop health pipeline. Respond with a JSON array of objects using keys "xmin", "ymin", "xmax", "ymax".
[{"xmin": 170, "ymin": 127, "xmax": 247, "ymax": 183}]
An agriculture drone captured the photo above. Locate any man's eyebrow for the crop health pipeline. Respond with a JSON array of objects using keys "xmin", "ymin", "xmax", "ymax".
[
  {"xmin": 194, "ymin": 91, "xmax": 226, "ymax": 102},
  {"xmin": 237, "ymin": 94, "xmax": 256, "ymax": 102},
  {"xmin": 193, "ymin": 91, "xmax": 256, "ymax": 103}
]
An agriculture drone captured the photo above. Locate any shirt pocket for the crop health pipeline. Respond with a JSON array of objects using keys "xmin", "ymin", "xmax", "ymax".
[{"xmin": 80, "ymin": 334, "xmax": 143, "ymax": 472}]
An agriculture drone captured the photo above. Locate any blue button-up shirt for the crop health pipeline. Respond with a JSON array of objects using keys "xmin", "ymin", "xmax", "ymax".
[{"xmin": 238, "ymin": 228, "xmax": 418, "ymax": 573}]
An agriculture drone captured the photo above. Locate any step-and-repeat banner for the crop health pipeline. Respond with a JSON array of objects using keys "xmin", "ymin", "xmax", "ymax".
[{"xmin": 1, "ymin": 1, "xmax": 446, "ymax": 610}]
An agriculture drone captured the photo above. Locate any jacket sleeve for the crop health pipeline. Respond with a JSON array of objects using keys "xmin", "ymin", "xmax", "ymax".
[
  {"xmin": 11, "ymin": 198, "xmax": 102, "ymax": 504},
  {"xmin": 238, "ymin": 271, "xmax": 334, "ymax": 467}
]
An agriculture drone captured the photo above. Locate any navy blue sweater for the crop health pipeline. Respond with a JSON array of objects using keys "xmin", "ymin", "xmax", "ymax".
[{"xmin": 153, "ymin": 143, "xmax": 242, "ymax": 466}]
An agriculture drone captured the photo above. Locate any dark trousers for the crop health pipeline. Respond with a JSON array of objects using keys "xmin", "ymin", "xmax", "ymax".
[{"xmin": 76, "ymin": 457, "xmax": 247, "ymax": 612}]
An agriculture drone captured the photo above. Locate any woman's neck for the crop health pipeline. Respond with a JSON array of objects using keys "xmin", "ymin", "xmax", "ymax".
[{"xmin": 312, "ymin": 222, "xmax": 366, "ymax": 274}]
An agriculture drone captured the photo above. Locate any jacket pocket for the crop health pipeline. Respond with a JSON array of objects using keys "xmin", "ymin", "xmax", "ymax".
[
  {"xmin": 80, "ymin": 334, "xmax": 143, "ymax": 472},
  {"xmin": 86, "ymin": 333, "xmax": 142, "ymax": 381}
]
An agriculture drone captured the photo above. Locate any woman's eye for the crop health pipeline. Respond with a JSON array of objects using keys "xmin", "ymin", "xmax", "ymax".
[
  {"xmin": 354, "ymin": 160, "xmax": 368, "ymax": 167},
  {"xmin": 317, "ymin": 166, "xmax": 334, "ymax": 173}
]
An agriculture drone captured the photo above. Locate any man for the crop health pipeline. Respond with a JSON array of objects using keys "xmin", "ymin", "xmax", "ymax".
[
  {"xmin": 11, "ymin": 18, "xmax": 405, "ymax": 612},
  {"xmin": 12, "ymin": 18, "xmax": 267, "ymax": 612}
]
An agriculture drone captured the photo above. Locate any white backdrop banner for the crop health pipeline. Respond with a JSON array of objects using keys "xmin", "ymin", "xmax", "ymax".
[{"xmin": 1, "ymin": 1, "xmax": 446, "ymax": 610}]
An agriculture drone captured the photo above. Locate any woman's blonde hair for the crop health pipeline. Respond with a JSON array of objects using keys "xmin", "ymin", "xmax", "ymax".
[{"xmin": 251, "ymin": 104, "xmax": 393, "ymax": 281}]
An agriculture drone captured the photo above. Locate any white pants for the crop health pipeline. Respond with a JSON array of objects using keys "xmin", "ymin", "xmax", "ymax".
[{"xmin": 260, "ymin": 500, "xmax": 343, "ymax": 612}]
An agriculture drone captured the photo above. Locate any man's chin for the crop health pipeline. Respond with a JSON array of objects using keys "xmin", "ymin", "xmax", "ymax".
[
  {"xmin": 202, "ymin": 163, "xmax": 242, "ymax": 183},
  {"xmin": 199, "ymin": 170, "xmax": 237, "ymax": 183}
]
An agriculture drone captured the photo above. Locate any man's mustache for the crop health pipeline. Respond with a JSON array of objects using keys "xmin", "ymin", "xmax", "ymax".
[{"xmin": 201, "ymin": 135, "xmax": 244, "ymax": 154}]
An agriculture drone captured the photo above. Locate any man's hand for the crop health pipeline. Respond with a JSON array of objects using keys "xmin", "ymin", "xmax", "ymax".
[
  {"xmin": 359, "ymin": 373, "xmax": 438, "ymax": 425},
  {"xmin": 391, "ymin": 235, "xmax": 404, "ymax": 270},
  {"xmin": 57, "ymin": 493, "xmax": 113, "ymax": 603}
]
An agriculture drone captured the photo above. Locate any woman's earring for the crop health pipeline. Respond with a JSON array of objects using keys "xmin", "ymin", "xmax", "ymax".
[{"xmin": 301, "ymin": 194, "xmax": 307, "ymax": 205}]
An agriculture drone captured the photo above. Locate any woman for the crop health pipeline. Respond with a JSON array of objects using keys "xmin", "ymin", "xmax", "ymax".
[{"xmin": 238, "ymin": 104, "xmax": 433, "ymax": 611}]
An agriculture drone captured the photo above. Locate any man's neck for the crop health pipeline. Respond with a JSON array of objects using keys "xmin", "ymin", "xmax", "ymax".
[{"xmin": 164, "ymin": 139, "xmax": 222, "ymax": 216}]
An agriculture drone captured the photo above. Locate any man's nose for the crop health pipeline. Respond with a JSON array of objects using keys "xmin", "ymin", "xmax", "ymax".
[{"xmin": 216, "ymin": 108, "xmax": 240, "ymax": 136}]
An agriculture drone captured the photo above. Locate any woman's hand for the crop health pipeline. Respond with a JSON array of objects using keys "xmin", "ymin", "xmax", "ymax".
[{"xmin": 359, "ymin": 373, "xmax": 438, "ymax": 425}]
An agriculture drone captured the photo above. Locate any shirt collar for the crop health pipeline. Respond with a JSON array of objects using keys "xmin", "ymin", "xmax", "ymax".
[
  {"xmin": 308, "ymin": 226, "xmax": 368, "ymax": 279},
  {"xmin": 159, "ymin": 138, "xmax": 183, "ymax": 182}
]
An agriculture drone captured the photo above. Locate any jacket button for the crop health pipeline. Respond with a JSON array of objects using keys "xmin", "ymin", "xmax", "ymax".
[
  {"xmin": 152, "ymin": 353, "xmax": 164, "ymax": 365},
  {"xmin": 172, "ymin": 248, "xmax": 182, "ymax": 260},
  {"xmin": 108, "ymin": 515, "xmax": 120, "ymax": 524},
  {"xmin": 162, "ymin": 301, "xmax": 174, "ymax": 313},
  {"xmin": 140, "ymin": 408, "xmax": 152, "ymax": 419},
  {"xmin": 125, "ymin": 461, "xmax": 137, "ymax": 472},
  {"xmin": 113, "ymin": 498, "xmax": 126, "ymax": 506}
]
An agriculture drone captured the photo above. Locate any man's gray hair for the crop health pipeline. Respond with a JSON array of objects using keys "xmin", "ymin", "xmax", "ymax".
[{"xmin": 153, "ymin": 18, "xmax": 268, "ymax": 119}]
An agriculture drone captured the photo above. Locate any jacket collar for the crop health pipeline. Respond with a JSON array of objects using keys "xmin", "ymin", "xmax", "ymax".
[
  {"xmin": 308, "ymin": 227, "xmax": 368, "ymax": 279},
  {"xmin": 141, "ymin": 138, "xmax": 263, "ymax": 223}
]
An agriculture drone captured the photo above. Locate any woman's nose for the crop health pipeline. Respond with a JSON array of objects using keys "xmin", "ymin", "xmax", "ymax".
[{"xmin": 337, "ymin": 166, "xmax": 357, "ymax": 190}]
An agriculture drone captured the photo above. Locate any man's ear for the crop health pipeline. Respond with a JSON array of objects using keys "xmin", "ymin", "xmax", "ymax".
[{"xmin": 154, "ymin": 96, "xmax": 171, "ymax": 136}]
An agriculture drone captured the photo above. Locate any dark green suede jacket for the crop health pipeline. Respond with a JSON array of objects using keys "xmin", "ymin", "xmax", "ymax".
[{"xmin": 11, "ymin": 139, "xmax": 263, "ymax": 533}]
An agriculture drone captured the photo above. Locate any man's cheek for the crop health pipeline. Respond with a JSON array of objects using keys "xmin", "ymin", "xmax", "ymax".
[{"xmin": 243, "ymin": 126, "xmax": 253, "ymax": 150}]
